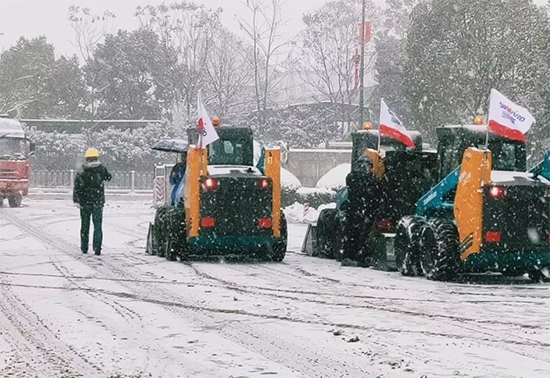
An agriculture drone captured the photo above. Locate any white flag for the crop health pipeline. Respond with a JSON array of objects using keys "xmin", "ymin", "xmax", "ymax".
[
  {"xmin": 379, "ymin": 98, "xmax": 415, "ymax": 149},
  {"xmin": 197, "ymin": 92, "xmax": 219, "ymax": 148},
  {"xmin": 488, "ymin": 89, "xmax": 535, "ymax": 142}
]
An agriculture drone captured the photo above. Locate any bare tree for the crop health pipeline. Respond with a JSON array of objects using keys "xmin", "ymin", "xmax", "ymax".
[
  {"xmin": 68, "ymin": 5, "xmax": 115, "ymax": 139},
  {"xmin": 136, "ymin": 2, "xmax": 222, "ymax": 118},
  {"xmin": 293, "ymin": 0, "xmax": 379, "ymax": 136},
  {"xmin": 237, "ymin": 0, "xmax": 288, "ymax": 125},
  {"xmin": 204, "ymin": 28, "xmax": 254, "ymax": 118},
  {"xmin": 68, "ymin": 5, "xmax": 116, "ymax": 64}
]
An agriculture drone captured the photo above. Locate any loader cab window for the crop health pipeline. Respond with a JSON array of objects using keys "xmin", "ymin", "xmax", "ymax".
[
  {"xmin": 438, "ymin": 138, "xmax": 464, "ymax": 179},
  {"xmin": 489, "ymin": 141, "xmax": 526, "ymax": 171},
  {"xmin": 208, "ymin": 138, "xmax": 252, "ymax": 166}
]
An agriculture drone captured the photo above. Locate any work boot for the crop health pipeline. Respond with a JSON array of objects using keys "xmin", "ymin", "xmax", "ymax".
[
  {"xmin": 81, "ymin": 248, "xmax": 88, "ymax": 254},
  {"xmin": 341, "ymin": 258, "xmax": 358, "ymax": 267},
  {"xmin": 358, "ymin": 257, "xmax": 373, "ymax": 268},
  {"xmin": 94, "ymin": 250, "xmax": 101, "ymax": 256}
]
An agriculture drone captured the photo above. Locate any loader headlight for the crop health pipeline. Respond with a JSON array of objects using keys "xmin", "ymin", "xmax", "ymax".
[
  {"xmin": 489, "ymin": 186, "xmax": 505, "ymax": 199},
  {"xmin": 257, "ymin": 178, "xmax": 270, "ymax": 189},
  {"xmin": 202, "ymin": 178, "xmax": 218, "ymax": 191}
]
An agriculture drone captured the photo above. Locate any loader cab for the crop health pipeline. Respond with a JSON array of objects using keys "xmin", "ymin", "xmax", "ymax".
[
  {"xmin": 436, "ymin": 125, "xmax": 527, "ymax": 180},
  {"xmin": 187, "ymin": 127, "xmax": 254, "ymax": 167},
  {"xmin": 349, "ymin": 129, "xmax": 437, "ymax": 231},
  {"xmin": 350, "ymin": 129, "xmax": 423, "ymax": 172}
]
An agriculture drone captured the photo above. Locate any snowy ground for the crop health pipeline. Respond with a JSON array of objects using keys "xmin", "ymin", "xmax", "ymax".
[{"xmin": 0, "ymin": 200, "xmax": 548, "ymax": 378}]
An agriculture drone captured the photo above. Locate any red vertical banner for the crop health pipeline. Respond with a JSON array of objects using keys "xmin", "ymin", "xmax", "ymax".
[{"xmin": 358, "ymin": 21, "xmax": 372, "ymax": 44}]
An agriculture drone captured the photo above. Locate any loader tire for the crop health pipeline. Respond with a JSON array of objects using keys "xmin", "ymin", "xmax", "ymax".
[
  {"xmin": 153, "ymin": 206, "xmax": 170, "ymax": 257},
  {"xmin": 420, "ymin": 219, "xmax": 460, "ymax": 282},
  {"xmin": 146, "ymin": 224, "xmax": 154, "ymax": 255},
  {"xmin": 271, "ymin": 213, "xmax": 288, "ymax": 262},
  {"xmin": 332, "ymin": 211, "xmax": 345, "ymax": 261},
  {"xmin": 394, "ymin": 216, "xmax": 425, "ymax": 276},
  {"xmin": 165, "ymin": 208, "xmax": 186, "ymax": 262},
  {"xmin": 316, "ymin": 209, "xmax": 338, "ymax": 259}
]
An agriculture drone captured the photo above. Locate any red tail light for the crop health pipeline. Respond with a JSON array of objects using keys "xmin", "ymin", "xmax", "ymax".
[
  {"xmin": 258, "ymin": 178, "xmax": 270, "ymax": 189},
  {"xmin": 378, "ymin": 219, "xmax": 391, "ymax": 230},
  {"xmin": 259, "ymin": 218, "xmax": 272, "ymax": 229},
  {"xmin": 201, "ymin": 217, "xmax": 216, "ymax": 228},
  {"xmin": 485, "ymin": 231, "xmax": 501, "ymax": 243},
  {"xmin": 202, "ymin": 178, "xmax": 218, "ymax": 191},
  {"xmin": 489, "ymin": 186, "xmax": 505, "ymax": 199}
]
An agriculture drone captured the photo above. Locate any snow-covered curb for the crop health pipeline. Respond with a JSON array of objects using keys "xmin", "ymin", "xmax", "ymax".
[{"xmin": 284, "ymin": 202, "xmax": 336, "ymax": 224}]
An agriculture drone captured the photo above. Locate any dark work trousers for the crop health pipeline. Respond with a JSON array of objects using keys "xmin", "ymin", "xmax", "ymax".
[
  {"xmin": 80, "ymin": 204, "xmax": 104, "ymax": 253},
  {"xmin": 342, "ymin": 212, "xmax": 372, "ymax": 262}
]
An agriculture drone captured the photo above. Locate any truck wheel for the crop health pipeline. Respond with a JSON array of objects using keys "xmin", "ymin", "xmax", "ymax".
[
  {"xmin": 420, "ymin": 219, "xmax": 460, "ymax": 282},
  {"xmin": 272, "ymin": 213, "xmax": 288, "ymax": 262},
  {"xmin": 315, "ymin": 209, "xmax": 338, "ymax": 259},
  {"xmin": 8, "ymin": 194, "xmax": 22, "ymax": 208},
  {"xmin": 394, "ymin": 216, "xmax": 425, "ymax": 276}
]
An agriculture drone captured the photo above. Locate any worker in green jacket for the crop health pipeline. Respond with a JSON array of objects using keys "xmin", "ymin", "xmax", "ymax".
[{"xmin": 73, "ymin": 148, "xmax": 112, "ymax": 255}]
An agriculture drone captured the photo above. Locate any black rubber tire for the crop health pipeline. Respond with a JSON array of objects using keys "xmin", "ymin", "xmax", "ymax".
[
  {"xmin": 8, "ymin": 194, "xmax": 22, "ymax": 208},
  {"xmin": 528, "ymin": 270, "xmax": 547, "ymax": 283},
  {"xmin": 332, "ymin": 211, "xmax": 345, "ymax": 261},
  {"xmin": 315, "ymin": 209, "xmax": 338, "ymax": 259},
  {"xmin": 146, "ymin": 224, "xmax": 154, "ymax": 255},
  {"xmin": 165, "ymin": 208, "xmax": 186, "ymax": 262},
  {"xmin": 153, "ymin": 206, "xmax": 170, "ymax": 257},
  {"xmin": 420, "ymin": 219, "xmax": 460, "ymax": 282},
  {"xmin": 394, "ymin": 216, "xmax": 426, "ymax": 276},
  {"xmin": 272, "ymin": 213, "xmax": 288, "ymax": 262}
]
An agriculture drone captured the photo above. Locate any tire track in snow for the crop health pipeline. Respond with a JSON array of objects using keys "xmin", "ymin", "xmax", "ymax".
[
  {"xmin": 0, "ymin": 211, "xmax": 392, "ymax": 377},
  {"xmin": 0, "ymin": 275, "xmax": 103, "ymax": 377},
  {"xmin": 4, "ymin": 209, "xmax": 550, "ymax": 374}
]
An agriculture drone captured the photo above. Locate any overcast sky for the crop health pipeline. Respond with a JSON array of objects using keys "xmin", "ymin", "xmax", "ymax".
[
  {"xmin": 0, "ymin": 0, "xmax": 341, "ymax": 58},
  {"xmin": 0, "ymin": 0, "xmax": 547, "ymax": 59}
]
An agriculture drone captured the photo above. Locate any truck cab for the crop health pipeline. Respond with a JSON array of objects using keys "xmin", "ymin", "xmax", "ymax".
[{"xmin": 0, "ymin": 115, "xmax": 34, "ymax": 207}]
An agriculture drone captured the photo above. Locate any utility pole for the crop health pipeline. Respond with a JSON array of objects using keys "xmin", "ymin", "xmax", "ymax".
[{"xmin": 358, "ymin": 0, "xmax": 366, "ymax": 130}]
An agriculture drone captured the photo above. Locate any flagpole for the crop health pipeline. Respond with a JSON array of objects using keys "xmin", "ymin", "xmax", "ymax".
[
  {"xmin": 358, "ymin": 0, "xmax": 366, "ymax": 130},
  {"xmin": 485, "ymin": 91, "xmax": 490, "ymax": 149},
  {"xmin": 377, "ymin": 98, "xmax": 382, "ymax": 152},
  {"xmin": 485, "ymin": 123, "xmax": 489, "ymax": 149}
]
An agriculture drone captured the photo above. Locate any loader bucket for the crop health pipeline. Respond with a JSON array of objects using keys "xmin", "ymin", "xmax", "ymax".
[
  {"xmin": 368, "ymin": 233, "xmax": 398, "ymax": 272},
  {"xmin": 302, "ymin": 223, "xmax": 318, "ymax": 256}
]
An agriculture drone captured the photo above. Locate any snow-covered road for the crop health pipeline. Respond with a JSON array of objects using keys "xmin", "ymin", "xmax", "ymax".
[{"xmin": 0, "ymin": 199, "xmax": 548, "ymax": 378}]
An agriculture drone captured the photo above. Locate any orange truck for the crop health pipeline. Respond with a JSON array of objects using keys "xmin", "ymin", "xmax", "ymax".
[{"xmin": 0, "ymin": 115, "xmax": 35, "ymax": 207}]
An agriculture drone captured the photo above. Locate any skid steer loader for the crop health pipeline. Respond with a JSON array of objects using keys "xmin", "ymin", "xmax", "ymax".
[
  {"xmin": 302, "ymin": 129, "xmax": 438, "ymax": 261},
  {"xmin": 146, "ymin": 125, "xmax": 287, "ymax": 262},
  {"xmin": 375, "ymin": 123, "xmax": 550, "ymax": 281}
]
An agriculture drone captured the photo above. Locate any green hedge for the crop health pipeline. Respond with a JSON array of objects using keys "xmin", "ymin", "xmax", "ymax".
[{"xmin": 282, "ymin": 187, "xmax": 336, "ymax": 208}]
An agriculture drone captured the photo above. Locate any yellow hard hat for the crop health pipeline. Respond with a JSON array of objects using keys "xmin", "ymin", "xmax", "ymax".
[{"xmin": 85, "ymin": 148, "xmax": 100, "ymax": 159}]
